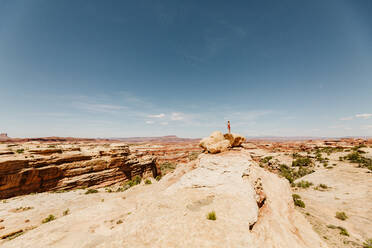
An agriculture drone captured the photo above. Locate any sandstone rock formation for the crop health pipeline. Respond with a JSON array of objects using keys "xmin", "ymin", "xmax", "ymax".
[
  {"xmin": 0, "ymin": 144, "xmax": 159, "ymax": 199},
  {"xmin": 0, "ymin": 150, "xmax": 327, "ymax": 248},
  {"xmin": 199, "ymin": 131, "xmax": 246, "ymax": 153}
]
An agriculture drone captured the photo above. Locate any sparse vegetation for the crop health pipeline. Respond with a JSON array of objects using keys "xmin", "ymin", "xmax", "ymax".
[
  {"xmin": 294, "ymin": 180, "xmax": 313, "ymax": 188},
  {"xmin": 16, "ymin": 149, "xmax": 24, "ymax": 154},
  {"xmin": 116, "ymin": 219, "xmax": 123, "ymax": 224},
  {"xmin": 15, "ymin": 206, "xmax": 34, "ymax": 212},
  {"xmin": 188, "ymin": 152, "xmax": 201, "ymax": 161},
  {"xmin": 279, "ymin": 164, "xmax": 314, "ymax": 183},
  {"xmin": 207, "ymin": 211, "xmax": 216, "ymax": 220},
  {"xmin": 335, "ymin": 211, "xmax": 348, "ymax": 221},
  {"xmin": 127, "ymin": 175, "xmax": 142, "ymax": 187},
  {"xmin": 343, "ymin": 151, "xmax": 372, "ymax": 171},
  {"xmin": 261, "ymin": 156, "xmax": 273, "ymax": 164},
  {"xmin": 155, "ymin": 175, "xmax": 162, "ymax": 181},
  {"xmin": 85, "ymin": 189, "xmax": 98, "ymax": 194},
  {"xmin": 363, "ymin": 239, "xmax": 372, "ymax": 248},
  {"xmin": 314, "ymin": 184, "xmax": 329, "ymax": 190},
  {"xmin": 159, "ymin": 162, "xmax": 177, "ymax": 175},
  {"xmin": 42, "ymin": 214, "xmax": 56, "ymax": 223},
  {"xmin": 63, "ymin": 209, "xmax": 70, "ymax": 216},
  {"xmin": 327, "ymin": 225, "xmax": 350, "ymax": 236},
  {"xmin": 6, "ymin": 230, "xmax": 25, "ymax": 240},
  {"xmin": 292, "ymin": 157, "xmax": 312, "ymax": 167},
  {"xmin": 144, "ymin": 179, "xmax": 152, "ymax": 184},
  {"xmin": 292, "ymin": 194, "xmax": 305, "ymax": 208}
]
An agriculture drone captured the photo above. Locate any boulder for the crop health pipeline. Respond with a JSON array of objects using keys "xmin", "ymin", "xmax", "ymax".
[
  {"xmin": 199, "ymin": 131, "xmax": 246, "ymax": 153},
  {"xmin": 224, "ymin": 133, "xmax": 246, "ymax": 147}
]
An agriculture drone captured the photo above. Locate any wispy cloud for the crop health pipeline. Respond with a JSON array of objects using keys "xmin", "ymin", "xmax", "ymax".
[
  {"xmin": 356, "ymin": 113, "xmax": 372, "ymax": 119},
  {"xmin": 73, "ymin": 102, "xmax": 127, "ymax": 114},
  {"xmin": 145, "ymin": 120, "xmax": 154, "ymax": 124},
  {"xmin": 170, "ymin": 112, "xmax": 185, "ymax": 121},
  {"xmin": 148, "ymin": 113, "xmax": 165, "ymax": 118},
  {"xmin": 340, "ymin": 113, "xmax": 372, "ymax": 121}
]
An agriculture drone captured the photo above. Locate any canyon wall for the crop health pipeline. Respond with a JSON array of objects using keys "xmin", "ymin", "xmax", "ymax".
[{"xmin": 0, "ymin": 144, "xmax": 159, "ymax": 199}]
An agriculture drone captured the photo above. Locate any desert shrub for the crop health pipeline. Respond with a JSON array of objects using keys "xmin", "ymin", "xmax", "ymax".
[
  {"xmin": 338, "ymin": 226, "xmax": 349, "ymax": 236},
  {"xmin": 279, "ymin": 164, "xmax": 314, "ymax": 183},
  {"xmin": 133, "ymin": 175, "xmax": 142, "ymax": 184},
  {"xmin": 188, "ymin": 152, "xmax": 201, "ymax": 161},
  {"xmin": 145, "ymin": 179, "xmax": 152, "ymax": 184},
  {"xmin": 16, "ymin": 149, "xmax": 24, "ymax": 154},
  {"xmin": 207, "ymin": 211, "xmax": 216, "ymax": 220},
  {"xmin": 63, "ymin": 209, "xmax": 70, "ymax": 216},
  {"xmin": 260, "ymin": 156, "xmax": 273, "ymax": 164},
  {"xmin": 292, "ymin": 194, "xmax": 305, "ymax": 208},
  {"xmin": 105, "ymin": 187, "xmax": 113, "ymax": 193},
  {"xmin": 327, "ymin": 225, "xmax": 349, "ymax": 236},
  {"xmin": 363, "ymin": 239, "xmax": 372, "ymax": 248},
  {"xmin": 42, "ymin": 214, "xmax": 56, "ymax": 223},
  {"xmin": 315, "ymin": 184, "xmax": 329, "ymax": 190},
  {"xmin": 116, "ymin": 219, "xmax": 123, "ymax": 224},
  {"xmin": 345, "ymin": 151, "xmax": 372, "ymax": 171},
  {"xmin": 155, "ymin": 175, "xmax": 162, "ymax": 181},
  {"xmin": 319, "ymin": 184, "xmax": 328, "ymax": 189},
  {"xmin": 295, "ymin": 180, "xmax": 313, "ymax": 188},
  {"xmin": 48, "ymin": 145, "xmax": 56, "ymax": 148},
  {"xmin": 335, "ymin": 211, "xmax": 348, "ymax": 221},
  {"xmin": 6, "ymin": 230, "xmax": 25, "ymax": 240},
  {"xmin": 16, "ymin": 206, "xmax": 33, "ymax": 212},
  {"xmin": 159, "ymin": 162, "xmax": 177, "ymax": 175},
  {"xmin": 292, "ymin": 157, "xmax": 312, "ymax": 167},
  {"xmin": 85, "ymin": 189, "xmax": 98, "ymax": 194}
]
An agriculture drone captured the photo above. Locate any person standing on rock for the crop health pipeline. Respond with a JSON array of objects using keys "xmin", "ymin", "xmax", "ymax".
[{"xmin": 227, "ymin": 121, "xmax": 231, "ymax": 133}]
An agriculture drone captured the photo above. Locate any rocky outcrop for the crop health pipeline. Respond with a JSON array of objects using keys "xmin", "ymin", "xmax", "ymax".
[
  {"xmin": 0, "ymin": 144, "xmax": 159, "ymax": 199},
  {"xmin": 199, "ymin": 131, "xmax": 246, "ymax": 154},
  {"xmin": 0, "ymin": 150, "xmax": 328, "ymax": 248}
]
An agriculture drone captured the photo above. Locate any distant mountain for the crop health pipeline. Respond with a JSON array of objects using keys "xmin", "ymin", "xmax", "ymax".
[{"xmin": 113, "ymin": 135, "xmax": 200, "ymax": 143}]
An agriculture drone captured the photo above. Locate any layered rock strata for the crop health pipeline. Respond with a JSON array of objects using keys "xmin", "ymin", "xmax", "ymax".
[{"xmin": 0, "ymin": 144, "xmax": 159, "ymax": 199}]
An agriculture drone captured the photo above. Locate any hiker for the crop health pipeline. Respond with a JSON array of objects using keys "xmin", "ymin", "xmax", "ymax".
[{"xmin": 227, "ymin": 121, "xmax": 231, "ymax": 133}]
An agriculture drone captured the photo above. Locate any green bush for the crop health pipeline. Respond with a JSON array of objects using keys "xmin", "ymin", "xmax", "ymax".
[
  {"xmin": 260, "ymin": 156, "xmax": 273, "ymax": 164},
  {"xmin": 16, "ymin": 149, "xmax": 24, "ymax": 154},
  {"xmin": 363, "ymin": 239, "xmax": 372, "ymax": 248},
  {"xmin": 292, "ymin": 194, "xmax": 305, "ymax": 208},
  {"xmin": 327, "ymin": 225, "xmax": 349, "ymax": 236},
  {"xmin": 145, "ymin": 179, "xmax": 152, "ymax": 184},
  {"xmin": 279, "ymin": 164, "xmax": 314, "ymax": 183},
  {"xmin": 338, "ymin": 226, "xmax": 349, "ymax": 236},
  {"xmin": 207, "ymin": 211, "xmax": 216, "ymax": 220},
  {"xmin": 295, "ymin": 180, "xmax": 313, "ymax": 188},
  {"xmin": 85, "ymin": 189, "xmax": 98, "ymax": 194},
  {"xmin": 345, "ymin": 151, "xmax": 372, "ymax": 171},
  {"xmin": 42, "ymin": 214, "xmax": 56, "ymax": 223},
  {"xmin": 292, "ymin": 157, "xmax": 312, "ymax": 167},
  {"xmin": 335, "ymin": 211, "xmax": 348, "ymax": 221}
]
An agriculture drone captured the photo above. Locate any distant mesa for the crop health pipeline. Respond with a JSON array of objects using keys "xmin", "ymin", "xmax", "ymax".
[
  {"xmin": 0, "ymin": 133, "xmax": 9, "ymax": 140},
  {"xmin": 115, "ymin": 135, "xmax": 200, "ymax": 143}
]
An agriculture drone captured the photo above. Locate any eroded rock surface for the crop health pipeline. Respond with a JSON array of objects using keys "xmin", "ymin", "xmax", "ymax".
[
  {"xmin": 0, "ymin": 144, "xmax": 159, "ymax": 199},
  {"xmin": 0, "ymin": 150, "xmax": 327, "ymax": 248},
  {"xmin": 199, "ymin": 131, "xmax": 245, "ymax": 154}
]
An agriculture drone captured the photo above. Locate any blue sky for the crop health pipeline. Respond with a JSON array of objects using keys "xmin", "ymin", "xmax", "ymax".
[{"xmin": 0, "ymin": 0, "xmax": 372, "ymax": 138}]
